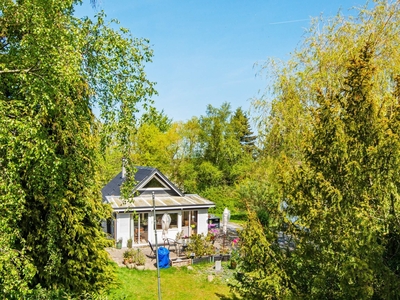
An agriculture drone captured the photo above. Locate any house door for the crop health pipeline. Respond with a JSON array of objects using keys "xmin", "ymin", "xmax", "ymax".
[
  {"xmin": 134, "ymin": 212, "xmax": 149, "ymax": 244},
  {"xmin": 182, "ymin": 210, "xmax": 198, "ymax": 237}
]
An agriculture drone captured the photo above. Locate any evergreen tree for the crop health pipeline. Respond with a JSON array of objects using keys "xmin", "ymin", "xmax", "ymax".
[
  {"xmin": 240, "ymin": 1, "xmax": 400, "ymax": 298},
  {"xmin": 231, "ymin": 107, "xmax": 257, "ymax": 152},
  {"xmin": 284, "ymin": 43, "xmax": 400, "ymax": 299},
  {"xmin": 229, "ymin": 210, "xmax": 288, "ymax": 299}
]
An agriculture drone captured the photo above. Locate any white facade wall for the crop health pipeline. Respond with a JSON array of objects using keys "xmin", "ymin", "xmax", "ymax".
[
  {"xmin": 197, "ymin": 209, "xmax": 209, "ymax": 236},
  {"xmin": 147, "ymin": 213, "xmax": 154, "ymax": 245},
  {"xmin": 116, "ymin": 209, "xmax": 211, "ymax": 246},
  {"xmin": 116, "ymin": 213, "xmax": 131, "ymax": 247}
]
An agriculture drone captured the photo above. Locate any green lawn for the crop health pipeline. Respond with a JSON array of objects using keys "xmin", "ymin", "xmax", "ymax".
[{"xmin": 107, "ymin": 262, "xmax": 240, "ymax": 300}]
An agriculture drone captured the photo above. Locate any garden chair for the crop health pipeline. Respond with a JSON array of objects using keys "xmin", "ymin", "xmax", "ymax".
[
  {"xmin": 147, "ymin": 240, "xmax": 157, "ymax": 261},
  {"xmin": 163, "ymin": 238, "xmax": 178, "ymax": 253}
]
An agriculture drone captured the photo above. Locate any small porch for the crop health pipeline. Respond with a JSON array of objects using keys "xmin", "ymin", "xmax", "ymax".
[{"xmin": 101, "ymin": 167, "xmax": 215, "ymax": 248}]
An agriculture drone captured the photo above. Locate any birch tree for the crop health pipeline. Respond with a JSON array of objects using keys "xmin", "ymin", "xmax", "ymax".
[{"xmin": 0, "ymin": 0, "xmax": 155, "ymax": 298}]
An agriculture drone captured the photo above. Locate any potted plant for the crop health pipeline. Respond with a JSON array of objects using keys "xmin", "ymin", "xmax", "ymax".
[
  {"xmin": 176, "ymin": 230, "xmax": 184, "ymax": 241},
  {"xmin": 123, "ymin": 249, "xmax": 135, "ymax": 268},
  {"xmin": 190, "ymin": 224, "xmax": 197, "ymax": 235},
  {"xmin": 208, "ymin": 228, "xmax": 219, "ymax": 242},
  {"xmin": 127, "ymin": 238, "xmax": 133, "ymax": 248},
  {"xmin": 116, "ymin": 238, "xmax": 123, "ymax": 249},
  {"xmin": 134, "ymin": 249, "xmax": 146, "ymax": 270}
]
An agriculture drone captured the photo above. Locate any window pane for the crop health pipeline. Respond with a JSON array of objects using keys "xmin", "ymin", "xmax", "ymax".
[{"xmin": 156, "ymin": 213, "xmax": 178, "ymax": 229}]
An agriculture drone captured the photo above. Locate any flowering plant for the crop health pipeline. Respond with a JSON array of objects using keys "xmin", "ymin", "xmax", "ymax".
[
  {"xmin": 207, "ymin": 228, "xmax": 219, "ymax": 241},
  {"xmin": 209, "ymin": 228, "xmax": 219, "ymax": 237},
  {"xmin": 208, "ymin": 223, "xmax": 217, "ymax": 229},
  {"xmin": 232, "ymin": 237, "xmax": 240, "ymax": 247},
  {"xmin": 230, "ymin": 237, "xmax": 241, "ymax": 269}
]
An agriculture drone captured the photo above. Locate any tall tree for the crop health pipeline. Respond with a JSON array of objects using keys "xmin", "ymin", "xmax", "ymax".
[
  {"xmin": 0, "ymin": 0, "xmax": 155, "ymax": 298},
  {"xmin": 199, "ymin": 102, "xmax": 243, "ymax": 185},
  {"xmin": 199, "ymin": 102, "xmax": 233, "ymax": 167},
  {"xmin": 139, "ymin": 106, "xmax": 172, "ymax": 133},
  {"xmin": 238, "ymin": 1, "xmax": 400, "ymax": 298},
  {"xmin": 130, "ymin": 122, "xmax": 180, "ymax": 176},
  {"xmin": 284, "ymin": 43, "xmax": 400, "ymax": 299},
  {"xmin": 229, "ymin": 210, "xmax": 288, "ymax": 299},
  {"xmin": 231, "ymin": 107, "xmax": 257, "ymax": 153}
]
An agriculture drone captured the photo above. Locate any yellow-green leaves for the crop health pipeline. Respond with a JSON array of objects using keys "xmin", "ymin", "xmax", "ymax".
[{"xmin": 0, "ymin": 0, "xmax": 157, "ymax": 297}]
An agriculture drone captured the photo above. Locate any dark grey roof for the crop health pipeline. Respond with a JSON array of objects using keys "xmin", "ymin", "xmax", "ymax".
[
  {"xmin": 101, "ymin": 166, "xmax": 183, "ymax": 200},
  {"xmin": 101, "ymin": 171, "xmax": 124, "ymax": 199},
  {"xmin": 134, "ymin": 166, "xmax": 155, "ymax": 182}
]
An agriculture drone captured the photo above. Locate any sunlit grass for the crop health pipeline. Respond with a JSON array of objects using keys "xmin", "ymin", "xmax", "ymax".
[{"xmin": 107, "ymin": 262, "xmax": 240, "ymax": 300}]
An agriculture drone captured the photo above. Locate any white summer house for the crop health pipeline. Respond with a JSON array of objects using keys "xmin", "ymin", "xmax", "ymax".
[{"xmin": 101, "ymin": 166, "xmax": 215, "ymax": 248}]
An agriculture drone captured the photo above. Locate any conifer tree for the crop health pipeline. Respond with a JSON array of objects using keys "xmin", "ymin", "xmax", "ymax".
[
  {"xmin": 231, "ymin": 107, "xmax": 257, "ymax": 153},
  {"xmin": 241, "ymin": 1, "xmax": 400, "ymax": 298}
]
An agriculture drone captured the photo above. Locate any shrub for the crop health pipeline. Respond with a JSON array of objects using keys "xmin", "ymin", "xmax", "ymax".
[
  {"xmin": 134, "ymin": 249, "xmax": 146, "ymax": 265},
  {"xmin": 186, "ymin": 234, "xmax": 214, "ymax": 258},
  {"xmin": 122, "ymin": 249, "xmax": 135, "ymax": 264}
]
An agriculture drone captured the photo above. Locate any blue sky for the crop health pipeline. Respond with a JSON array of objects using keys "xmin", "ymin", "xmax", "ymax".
[{"xmin": 74, "ymin": 0, "xmax": 369, "ymax": 122}]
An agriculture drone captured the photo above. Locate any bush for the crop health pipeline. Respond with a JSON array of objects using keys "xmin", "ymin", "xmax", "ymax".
[
  {"xmin": 134, "ymin": 249, "xmax": 146, "ymax": 265},
  {"xmin": 201, "ymin": 186, "xmax": 239, "ymax": 215},
  {"xmin": 230, "ymin": 212, "xmax": 248, "ymax": 221},
  {"xmin": 186, "ymin": 234, "xmax": 214, "ymax": 258},
  {"xmin": 122, "ymin": 250, "xmax": 133, "ymax": 264}
]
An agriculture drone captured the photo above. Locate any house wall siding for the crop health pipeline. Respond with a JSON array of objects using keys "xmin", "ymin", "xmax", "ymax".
[
  {"xmin": 197, "ymin": 209, "xmax": 209, "ymax": 235},
  {"xmin": 116, "ymin": 213, "xmax": 131, "ymax": 247},
  {"xmin": 139, "ymin": 189, "xmax": 179, "ymax": 197}
]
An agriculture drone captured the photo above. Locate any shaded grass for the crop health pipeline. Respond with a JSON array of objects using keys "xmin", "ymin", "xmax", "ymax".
[{"xmin": 107, "ymin": 262, "xmax": 240, "ymax": 300}]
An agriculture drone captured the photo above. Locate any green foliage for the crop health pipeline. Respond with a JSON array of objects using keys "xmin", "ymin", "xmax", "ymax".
[
  {"xmin": 229, "ymin": 210, "xmax": 288, "ymax": 299},
  {"xmin": 186, "ymin": 234, "xmax": 215, "ymax": 258},
  {"xmin": 202, "ymin": 185, "xmax": 239, "ymax": 215},
  {"xmin": 282, "ymin": 42, "xmax": 400, "ymax": 299},
  {"xmin": 175, "ymin": 158, "xmax": 199, "ymax": 193},
  {"xmin": 243, "ymin": 1, "xmax": 400, "ymax": 298},
  {"xmin": 98, "ymin": 142, "xmax": 123, "ymax": 187},
  {"xmin": 231, "ymin": 107, "xmax": 257, "ymax": 153},
  {"xmin": 134, "ymin": 249, "xmax": 146, "ymax": 265},
  {"xmin": 0, "ymin": 0, "xmax": 155, "ymax": 297},
  {"xmin": 127, "ymin": 101, "xmax": 258, "ymax": 215},
  {"xmin": 139, "ymin": 106, "xmax": 172, "ymax": 133},
  {"xmin": 198, "ymin": 102, "xmax": 251, "ymax": 185},
  {"xmin": 130, "ymin": 122, "xmax": 180, "ymax": 175},
  {"xmin": 196, "ymin": 161, "xmax": 224, "ymax": 190}
]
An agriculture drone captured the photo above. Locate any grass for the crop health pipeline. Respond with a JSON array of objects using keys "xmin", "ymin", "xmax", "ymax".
[{"xmin": 107, "ymin": 262, "xmax": 240, "ymax": 300}]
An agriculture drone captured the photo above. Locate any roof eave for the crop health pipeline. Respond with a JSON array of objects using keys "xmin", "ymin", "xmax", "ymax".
[{"xmin": 112, "ymin": 204, "xmax": 215, "ymax": 212}]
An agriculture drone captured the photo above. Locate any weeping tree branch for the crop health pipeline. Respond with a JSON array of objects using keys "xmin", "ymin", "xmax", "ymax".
[{"xmin": 0, "ymin": 66, "xmax": 38, "ymax": 75}]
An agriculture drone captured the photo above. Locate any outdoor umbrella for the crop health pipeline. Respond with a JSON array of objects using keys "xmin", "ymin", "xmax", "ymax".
[
  {"xmin": 222, "ymin": 207, "xmax": 230, "ymax": 235},
  {"xmin": 161, "ymin": 213, "xmax": 171, "ymax": 239}
]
